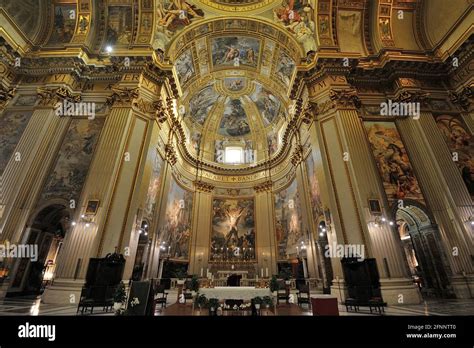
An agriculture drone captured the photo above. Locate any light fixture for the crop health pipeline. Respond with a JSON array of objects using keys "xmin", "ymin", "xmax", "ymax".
[
  {"xmin": 139, "ymin": 230, "xmax": 142, "ymax": 234},
  {"xmin": 319, "ymin": 232, "xmax": 324, "ymax": 237},
  {"xmin": 71, "ymin": 221, "xmax": 76, "ymax": 226},
  {"xmin": 144, "ymin": 224, "xmax": 148, "ymax": 228},
  {"xmin": 389, "ymin": 221, "xmax": 394, "ymax": 226},
  {"xmin": 322, "ymin": 228, "xmax": 326, "ymax": 232},
  {"xmin": 144, "ymin": 232, "xmax": 148, "ymax": 236},
  {"xmin": 105, "ymin": 45, "xmax": 113, "ymax": 53},
  {"xmin": 81, "ymin": 214, "xmax": 85, "ymax": 218},
  {"xmin": 381, "ymin": 217, "xmax": 386, "ymax": 222},
  {"xmin": 85, "ymin": 223, "xmax": 90, "ymax": 228}
]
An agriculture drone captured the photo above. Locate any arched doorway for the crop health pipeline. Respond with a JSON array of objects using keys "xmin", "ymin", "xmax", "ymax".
[
  {"xmin": 8, "ymin": 204, "xmax": 71, "ymax": 296},
  {"xmin": 393, "ymin": 201, "xmax": 452, "ymax": 298}
]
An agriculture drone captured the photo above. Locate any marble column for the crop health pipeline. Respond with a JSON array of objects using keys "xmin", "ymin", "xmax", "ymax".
[
  {"xmin": 188, "ymin": 182, "xmax": 214, "ymax": 276},
  {"xmin": 396, "ymin": 111, "xmax": 474, "ymax": 298},
  {"xmin": 254, "ymin": 183, "xmax": 278, "ymax": 277},
  {"xmin": 313, "ymin": 87, "xmax": 420, "ymax": 304}
]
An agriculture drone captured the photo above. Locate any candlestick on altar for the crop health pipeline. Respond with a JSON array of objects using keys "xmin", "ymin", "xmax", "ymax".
[
  {"xmin": 200, "ymin": 268, "xmax": 203, "ymax": 277},
  {"xmin": 266, "ymin": 268, "xmax": 268, "ymax": 277},
  {"xmin": 261, "ymin": 268, "xmax": 264, "ymax": 277}
]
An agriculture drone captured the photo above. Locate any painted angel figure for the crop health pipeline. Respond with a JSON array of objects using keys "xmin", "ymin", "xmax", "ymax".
[{"xmin": 159, "ymin": 0, "xmax": 204, "ymax": 30}]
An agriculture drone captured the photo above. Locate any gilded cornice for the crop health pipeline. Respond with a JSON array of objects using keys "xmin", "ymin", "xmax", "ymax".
[{"xmin": 290, "ymin": 145, "xmax": 304, "ymax": 166}]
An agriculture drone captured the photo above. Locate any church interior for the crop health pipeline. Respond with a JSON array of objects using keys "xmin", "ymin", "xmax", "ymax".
[{"xmin": 0, "ymin": 0, "xmax": 473, "ymax": 317}]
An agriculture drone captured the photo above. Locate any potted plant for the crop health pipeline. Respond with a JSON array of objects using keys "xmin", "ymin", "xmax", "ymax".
[
  {"xmin": 263, "ymin": 296, "xmax": 273, "ymax": 309},
  {"xmin": 253, "ymin": 296, "xmax": 263, "ymax": 310},
  {"xmin": 113, "ymin": 281, "xmax": 127, "ymax": 314},
  {"xmin": 270, "ymin": 275, "xmax": 279, "ymax": 293},
  {"xmin": 208, "ymin": 298, "xmax": 220, "ymax": 316}
]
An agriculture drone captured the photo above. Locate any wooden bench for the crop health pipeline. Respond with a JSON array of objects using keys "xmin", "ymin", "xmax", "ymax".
[{"xmin": 344, "ymin": 297, "xmax": 387, "ymax": 314}]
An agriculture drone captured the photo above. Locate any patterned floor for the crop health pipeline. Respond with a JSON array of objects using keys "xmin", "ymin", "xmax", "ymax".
[{"xmin": 0, "ymin": 291, "xmax": 472, "ymax": 316}]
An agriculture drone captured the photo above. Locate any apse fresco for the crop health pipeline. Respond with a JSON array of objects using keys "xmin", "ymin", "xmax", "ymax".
[
  {"xmin": 211, "ymin": 36, "xmax": 260, "ymax": 68},
  {"xmin": 274, "ymin": 180, "xmax": 304, "ymax": 260},
  {"xmin": 159, "ymin": 179, "xmax": 193, "ymax": 260},
  {"xmin": 41, "ymin": 119, "xmax": 104, "ymax": 203},
  {"xmin": 275, "ymin": 50, "xmax": 295, "ymax": 88},
  {"xmin": 0, "ymin": 111, "xmax": 33, "ymax": 176},
  {"xmin": 143, "ymin": 148, "xmax": 163, "ymax": 219},
  {"xmin": 364, "ymin": 122, "xmax": 423, "ymax": 202},
  {"xmin": 106, "ymin": 6, "xmax": 133, "ymax": 45},
  {"xmin": 250, "ymin": 82, "xmax": 282, "ymax": 126},
  {"xmin": 187, "ymin": 84, "xmax": 220, "ymax": 125},
  {"xmin": 210, "ymin": 198, "xmax": 256, "ymax": 261},
  {"xmin": 175, "ymin": 49, "xmax": 196, "ymax": 87},
  {"xmin": 306, "ymin": 150, "xmax": 323, "ymax": 220},
  {"xmin": 219, "ymin": 98, "xmax": 251, "ymax": 137},
  {"xmin": 47, "ymin": 4, "xmax": 76, "ymax": 45},
  {"xmin": 435, "ymin": 115, "xmax": 474, "ymax": 196}
]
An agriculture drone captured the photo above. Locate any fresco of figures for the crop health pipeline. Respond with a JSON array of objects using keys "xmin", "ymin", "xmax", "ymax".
[
  {"xmin": 210, "ymin": 199, "xmax": 256, "ymax": 261},
  {"xmin": 274, "ymin": 180, "xmax": 304, "ymax": 260},
  {"xmin": 275, "ymin": 51, "xmax": 296, "ymax": 88},
  {"xmin": 190, "ymin": 131, "xmax": 202, "ymax": 155},
  {"xmin": 41, "ymin": 119, "xmax": 104, "ymax": 203},
  {"xmin": 273, "ymin": 0, "xmax": 317, "ymax": 53},
  {"xmin": 0, "ymin": 111, "xmax": 33, "ymax": 176},
  {"xmin": 175, "ymin": 49, "xmax": 196, "ymax": 86},
  {"xmin": 47, "ymin": 4, "xmax": 76, "ymax": 45},
  {"xmin": 364, "ymin": 122, "xmax": 423, "ymax": 202},
  {"xmin": 250, "ymin": 82, "xmax": 282, "ymax": 126},
  {"xmin": 305, "ymin": 150, "xmax": 323, "ymax": 220},
  {"xmin": 105, "ymin": 6, "xmax": 133, "ymax": 45},
  {"xmin": 224, "ymin": 77, "xmax": 246, "ymax": 92},
  {"xmin": 144, "ymin": 148, "xmax": 163, "ymax": 219},
  {"xmin": 187, "ymin": 84, "xmax": 220, "ymax": 126},
  {"xmin": 159, "ymin": 178, "xmax": 193, "ymax": 260},
  {"xmin": 435, "ymin": 115, "xmax": 474, "ymax": 196},
  {"xmin": 267, "ymin": 129, "xmax": 279, "ymax": 156},
  {"xmin": 211, "ymin": 36, "xmax": 260, "ymax": 68},
  {"xmin": 219, "ymin": 98, "xmax": 251, "ymax": 137}
]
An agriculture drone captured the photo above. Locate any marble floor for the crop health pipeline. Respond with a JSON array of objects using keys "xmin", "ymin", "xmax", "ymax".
[{"xmin": 0, "ymin": 290, "xmax": 472, "ymax": 316}]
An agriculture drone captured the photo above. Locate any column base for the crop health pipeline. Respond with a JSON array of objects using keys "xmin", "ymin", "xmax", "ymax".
[
  {"xmin": 380, "ymin": 278, "xmax": 422, "ymax": 305},
  {"xmin": 41, "ymin": 278, "xmax": 84, "ymax": 305},
  {"xmin": 450, "ymin": 274, "xmax": 474, "ymax": 299}
]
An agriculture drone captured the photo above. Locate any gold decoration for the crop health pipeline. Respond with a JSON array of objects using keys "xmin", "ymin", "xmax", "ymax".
[
  {"xmin": 165, "ymin": 144, "xmax": 178, "ymax": 165},
  {"xmin": 37, "ymin": 87, "xmax": 81, "ymax": 107},
  {"xmin": 290, "ymin": 145, "xmax": 304, "ymax": 166},
  {"xmin": 329, "ymin": 88, "xmax": 361, "ymax": 109},
  {"xmin": 253, "ymin": 180, "xmax": 273, "ymax": 193},
  {"xmin": 449, "ymin": 87, "xmax": 473, "ymax": 111},
  {"xmin": 194, "ymin": 180, "xmax": 214, "ymax": 193},
  {"xmin": 0, "ymin": 85, "xmax": 16, "ymax": 108},
  {"xmin": 106, "ymin": 86, "xmax": 139, "ymax": 107}
]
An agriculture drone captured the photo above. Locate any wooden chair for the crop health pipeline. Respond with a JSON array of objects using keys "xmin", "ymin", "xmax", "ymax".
[
  {"xmin": 296, "ymin": 283, "xmax": 311, "ymax": 308},
  {"xmin": 183, "ymin": 280, "xmax": 194, "ymax": 303},
  {"xmin": 276, "ymin": 280, "xmax": 289, "ymax": 305},
  {"xmin": 154, "ymin": 284, "xmax": 168, "ymax": 308}
]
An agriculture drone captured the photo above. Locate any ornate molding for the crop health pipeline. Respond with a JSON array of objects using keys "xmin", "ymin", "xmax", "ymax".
[
  {"xmin": 106, "ymin": 86, "xmax": 139, "ymax": 107},
  {"xmin": 0, "ymin": 85, "xmax": 16, "ymax": 109},
  {"xmin": 329, "ymin": 88, "xmax": 361, "ymax": 109},
  {"xmin": 290, "ymin": 145, "xmax": 304, "ymax": 166},
  {"xmin": 253, "ymin": 180, "xmax": 273, "ymax": 193},
  {"xmin": 302, "ymin": 101, "xmax": 319, "ymax": 124},
  {"xmin": 37, "ymin": 87, "xmax": 81, "ymax": 107},
  {"xmin": 194, "ymin": 180, "xmax": 214, "ymax": 193},
  {"xmin": 449, "ymin": 87, "xmax": 473, "ymax": 111},
  {"xmin": 165, "ymin": 144, "xmax": 177, "ymax": 165},
  {"xmin": 393, "ymin": 90, "xmax": 431, "ymax": 105}
]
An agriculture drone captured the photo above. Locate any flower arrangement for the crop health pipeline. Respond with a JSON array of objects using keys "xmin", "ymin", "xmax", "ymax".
[{"xmin": 129, "ymin": 297, "xmax": 140, "ymax": 307}]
